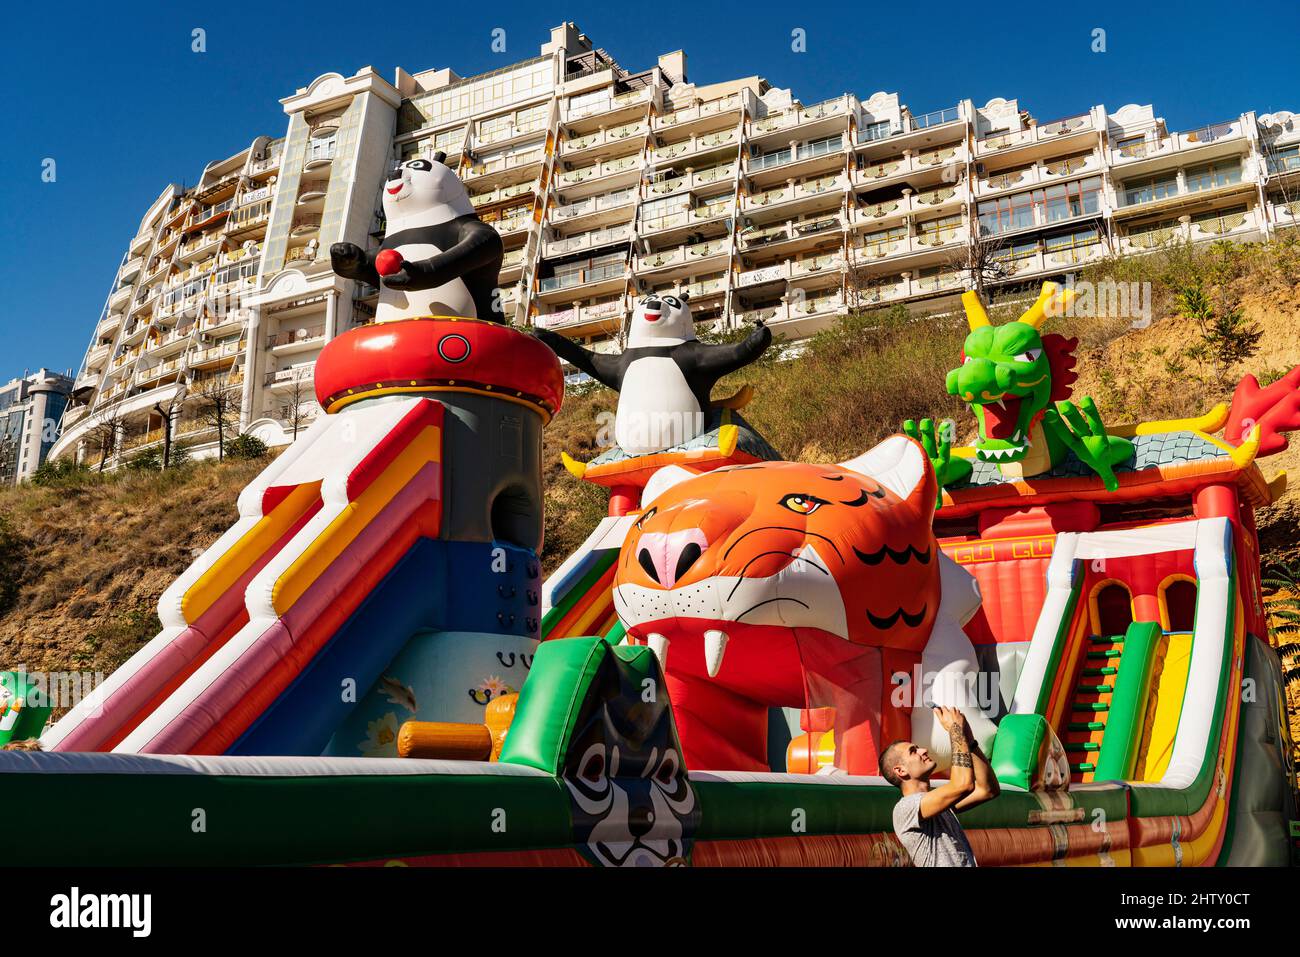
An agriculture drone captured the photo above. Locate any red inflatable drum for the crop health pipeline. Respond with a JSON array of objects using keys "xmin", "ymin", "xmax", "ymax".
[{"xmin": 314, "ymin": 317, "xmax": 565, "ymax": 421}]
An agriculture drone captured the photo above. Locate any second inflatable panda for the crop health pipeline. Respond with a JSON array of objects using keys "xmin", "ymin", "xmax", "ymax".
[
  {"xmin": 535, "ymin": 294, "xmax": 771, "ymax": 455},
  {"xmin": 331, "ymin": 153, "xmax": 504, "ymax": 323}
]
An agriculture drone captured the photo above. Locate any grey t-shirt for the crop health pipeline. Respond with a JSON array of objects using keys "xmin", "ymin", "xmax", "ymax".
[{"xmin": 892, "ymin": 791, "xmax": 977, "ymax": 867}]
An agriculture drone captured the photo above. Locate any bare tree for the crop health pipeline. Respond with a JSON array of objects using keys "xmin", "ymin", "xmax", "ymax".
[
  {"xmin": 154, "ymin": 382, "xmax": 188, "ymax": 470},
  {"xmin": 283, "ymin": 371, "xmax": 312, "ymax": 441},
  {"xmin": 949, "ymin": 228, "xmax": 1010, "ymax": 300},
  {"xmin": 85, "ymin": 410, "xmax": 128, "ymax": 472},
  {"xmin": 190, "ymin": 374, "xmax": 241, "ymax": 461},
  {"xmin": 844, "ymin": 259, "xmax": 894, "ymax": 313}
]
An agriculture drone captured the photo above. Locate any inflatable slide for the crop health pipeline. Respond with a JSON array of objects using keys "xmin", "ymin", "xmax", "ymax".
[{"xmin": 7, "ymin": 260, "xmax": 1295, "ymax": 865}]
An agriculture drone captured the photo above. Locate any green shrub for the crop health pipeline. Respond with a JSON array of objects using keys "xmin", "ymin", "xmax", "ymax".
[
  {"xmin": 224, "ymin": 433, "xmax": 269, "ymax": 460},
  {"xmin": 124, "ymin": 446, "xmax": 162, "ymax": 472}
]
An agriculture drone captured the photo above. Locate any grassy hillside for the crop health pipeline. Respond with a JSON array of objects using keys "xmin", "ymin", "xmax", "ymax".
[{"xmin": 3, "ymin": 236, "xmax": 1299, "ymax": 744}]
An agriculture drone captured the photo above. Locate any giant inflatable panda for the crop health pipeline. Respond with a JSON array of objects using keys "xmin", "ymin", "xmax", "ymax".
[
  {"xmin": 331, "ymin": 152, "xmax": 504, "ymax": 322},
  {"xmin": 535, "ymin": 293, "xmax": 771, "ymax": 454}
]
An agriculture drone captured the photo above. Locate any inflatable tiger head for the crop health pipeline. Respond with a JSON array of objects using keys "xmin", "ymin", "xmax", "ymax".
[{"xmin": 613, "ymin": 435, "xmax": 942, "ymax": 677}]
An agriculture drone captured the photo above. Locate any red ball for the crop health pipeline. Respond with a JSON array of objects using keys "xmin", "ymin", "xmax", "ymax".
[{"xmin": 375, "ymin": 249, "xmax": 404, "ymax": 276}]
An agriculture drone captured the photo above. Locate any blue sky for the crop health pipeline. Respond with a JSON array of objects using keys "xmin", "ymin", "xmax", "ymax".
[{"xmin": 1, "ymin": 0, "xmax": 1295, "ymax": 383}]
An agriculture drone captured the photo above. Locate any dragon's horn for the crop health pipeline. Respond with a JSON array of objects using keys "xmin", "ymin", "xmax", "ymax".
[
  {"xmin": 1019, "ymin": 282, "xmax": 1076, "ymax": 329},
  {"xmin": 961, "ymin": 290, "xmax": 991, "ymax": 330}
]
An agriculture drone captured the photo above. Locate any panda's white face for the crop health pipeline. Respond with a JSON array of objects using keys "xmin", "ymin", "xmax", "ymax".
[
  {"xmin": 383, "ymin": 158, "xmax": 472, "ymax": 223},
  {"xmin": 627, "ymin": 294, "xmax": 694, "ymax": 347}
]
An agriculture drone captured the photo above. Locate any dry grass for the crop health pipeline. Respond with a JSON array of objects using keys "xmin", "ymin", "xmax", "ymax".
[{"xmin": 0, "ymin": 457, "xmax": 267, "ymax": 678}]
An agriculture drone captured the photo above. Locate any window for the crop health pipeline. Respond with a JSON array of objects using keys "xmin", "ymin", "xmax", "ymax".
[
  {"xmin": 1164, "ymin": 580, "xmax": 1197, "ymax": 632},
  {"xmin": 1185, "ymin": 159, "xmax": 1241, "ymax": 193},
  {"xmin": 1123, "ymin": 173, "xmax": 1178, "ymax": 206},
  {"xmin": 1044, "ymin": 226, "xmax": 1100, "ymax": 254},
  {"xmin": 860, "ymin": 120, "xmax": 892, "ymax": 142},
  {"xmin": 1268, "ymin": 144, "xmax": 1300, "ymax": 174}
]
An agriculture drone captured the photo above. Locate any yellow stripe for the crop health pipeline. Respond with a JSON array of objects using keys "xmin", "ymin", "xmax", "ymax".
[
  {"xmin": 271, "ymin": 427, "xmax": 441, "ymax": 614},
  {"xmin": 327, "ymin": 385, "xmax": 553, "ymax": 422},
  {"xmin": 181, "ymin": 481, "xmax": 322, "ymax": 623}
]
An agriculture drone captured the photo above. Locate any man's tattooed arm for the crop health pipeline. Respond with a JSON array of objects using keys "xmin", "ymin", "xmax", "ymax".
[{"xmin": 949, "ymin": 722, "xmax": 972, "ymax": 767}]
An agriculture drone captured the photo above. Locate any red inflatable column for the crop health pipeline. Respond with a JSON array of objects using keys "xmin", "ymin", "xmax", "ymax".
[{"xmin": 1193, "ymin": 483, "xmax": 1239, "ymax": 522}]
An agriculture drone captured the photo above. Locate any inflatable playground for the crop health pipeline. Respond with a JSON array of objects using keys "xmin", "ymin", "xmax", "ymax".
[{"xmin": 6, "ymin": 157, "xmax": 1298, "ymax": 868}]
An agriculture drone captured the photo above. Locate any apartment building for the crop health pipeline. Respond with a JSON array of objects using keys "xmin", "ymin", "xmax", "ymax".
[
  {"xmin": 0, "ymin": 369, "xmax": 71, "ymax": 484},
  {"xmin": 51, "ymin": 22, "xmax": 1300, "ymax": 468}
]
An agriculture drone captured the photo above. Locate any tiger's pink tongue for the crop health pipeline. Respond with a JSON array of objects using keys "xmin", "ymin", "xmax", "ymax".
[{"xmin": 981, "ymin": 396, "xmax": 1022, "ymax": 439}]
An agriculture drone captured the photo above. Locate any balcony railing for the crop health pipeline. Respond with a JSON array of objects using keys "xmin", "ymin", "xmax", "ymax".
[
  {"xmin": 561, "ymin": 122, "xmax": 644, "ymax": 155},
  {"xmin": 537, "ymin": 262, "xmax": 625, "ymax": 293},
  {"xmin": 551, "ymin": 188, "xmax": 637, "ymax": 222},
  {"xmin": 555, "ymin": 155, "xmax": 640, "ymax": 187},
  {"xmin": 636, "ymin": 238, "xmax": 728, "ymax": 271},
  {"xmin": 544, "ymin": 223, "xmax": 633, "ymax": 257},
  {"xmin": 265, "ymin": 362, "xmax": 316, "ymax": 387},
  {"xmin": 268, "ymin": 328, "xmax": 325, "ymax": 348},
  {"xmin": 1109, "ymin": 120, "xmax": 1244, "ymax": 164},
  {"xmin": 653, "ymin": 94, "xmax": 745, "ymax": 129}
]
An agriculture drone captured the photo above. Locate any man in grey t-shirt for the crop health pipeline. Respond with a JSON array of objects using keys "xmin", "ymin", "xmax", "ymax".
[{"xmin": 880, "ymin": 707, "xmax": 999, "ymax": 867}]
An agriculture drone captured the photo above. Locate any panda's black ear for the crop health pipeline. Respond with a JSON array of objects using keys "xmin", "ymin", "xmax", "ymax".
[
  {"xmin": 431, "ymin": 151, "xmax": 447, "ymax": 165},
  {"xmin": 679, "ymin": 291, "xmax": 690, "ymax": 302}
]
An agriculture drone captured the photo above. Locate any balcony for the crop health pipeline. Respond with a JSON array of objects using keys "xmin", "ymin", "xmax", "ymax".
[
  {"xmin": 227, "ymin": 199, "xmax": 273, "ymax": 235},
  {"xmin": 109, "ymin": 284, "xmax": 134, "ymax": 313},
  {"xmin": 465, "ymin": 148, "xmax": 547, "ymax": 181},
  {"xmin": 743, "ymin": 174, "xmax": 845, "ymax": 216},
  {"xmin": 649, "ymin": 128, "xmax": 739, "ymax": 165},
  {"xmin": 489, "ymin": 210, "xmax": 533, "ymax": 237},
  {"xmin": 303, "ymin": 142, "xmax": 338, "ymax": 172},
  {"xmin": 1108, "ymin": 119, "xmax": 1246, "ymax": 168},
  {"xmin": 746, "ymin": 136, "xmax": 844, "ymax": 179},
  {"xmin": 248, "ymin": 151, "xmax": 281, "ymax": 176},
  {"xmin": 853, "ymin": 224, "xmax": 968, "ymax": 263},
  {"xmin": 265, "ymin": 362, "xmax": 316, "ymax": 389},
  {"xmin": 748, "ymin": 96, "xmax": 850, "ymax": 139},
  {"xmin": 470, "ymin": 181, "xmax": 537, "ymax": 209},
  {"xmin": 852, "ymin": 143, "xmax": 965, "ymax": 188},
  {"xmin": 535, "ymin": 298, "xmax": 625, "ymax": 332},
  {"xmin": 543, "ymin": 223, "xmax": 632, "ymax": 258},
  {"xmin": 1271, "ymin": 199, "xmax": 1300, "ymax": 227},
  {"xmin": 134, "ymin": 357, "xmax": 186, "ymax": 387},
  {"xmin": 549, "ymin": 188, "xmax": 637, "ymax": 226},
  {"xmin": 564, "ymin": 87, "xmax": 652, "ymax": 124},
  {"xmin": 991, "ymin": 241, "xmax": 1108, "ymax": 279},
  {"xmin": 268, "ymin": 326, "xmax": 326, "ymax": 353},
  {"xmin": 653, "ymin": 93, "xmax": 747, "ymax": 132},
  {"xmin": 635, "ymin": 237, "xmax": 729, "ymax": 273},
  {"xmin": 554, "ymin": 154, "xmax": 641, "ymax": 190},
  {"xmin": 120, "ymin": 256, "xmax": 146, "ymax": 282},
  {"xmin": 128, "ymin": 232, "xmax": 154, "ymax": 256},
  {"xmin": 737, "ymin": 293, "xmax": 846, "ymax": 328},
  {"xmin": 736, "ymin": 261, "xmax": 791, "ymax": 288},
  {"xmin": 640, "ymin": 200, "xmax": 734, "ymax": 236},
  {"xmin": 976, "ymin": 153, "xmax": 1101, "ymax": 196},
  {"xmin": 738, "ymin": 213, "xmax": 844, "ymax": 251},
  {"xmin": 285, "ymin": 246, "xmax": 318, "ymax": 268},
  {"xmin": 560, "ymin": 122, "xmax": 645, "ymax": 158},
  {"xmin": 644, "ymin": 162, "xmax": 737, "ymax": 197},
  {"xmin": 189, "ymin": 335, "xmax": 245, "ymax": 366},
  {"xmin": 537, "ymin": 262, "xmax": 626, "ymax": 296},
  {"xmin": 682, "ymin": 276, "xmax": 727, "ymax": 300},
  {"xmin": 85, "ymin": 343, "xmax": 112, "ymax": 368}
]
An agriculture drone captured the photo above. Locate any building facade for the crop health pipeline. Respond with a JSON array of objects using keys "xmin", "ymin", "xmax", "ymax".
[
  {"xmin": 0, "ymin": 369, "xmax": 72, "ymax": 484},
  {"xmin": 50, "ymin": 22, "xmax": 1300, "ymax": 468}
]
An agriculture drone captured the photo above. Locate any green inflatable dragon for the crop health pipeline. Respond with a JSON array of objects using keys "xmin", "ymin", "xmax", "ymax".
[{"xmin": 905, "ymin": 282, "xmax": 1134, "ymax": 499}]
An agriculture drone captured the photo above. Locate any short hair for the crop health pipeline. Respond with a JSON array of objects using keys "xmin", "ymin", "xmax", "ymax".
[{"xmin": 880, "ymin": 740, "xmax": 908, "ymax": 787}]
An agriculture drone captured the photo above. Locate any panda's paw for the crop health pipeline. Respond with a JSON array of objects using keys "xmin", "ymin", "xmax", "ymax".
[{"xmin": 330, "ymin": 242, "xmax": 367, "ymax": 273}]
